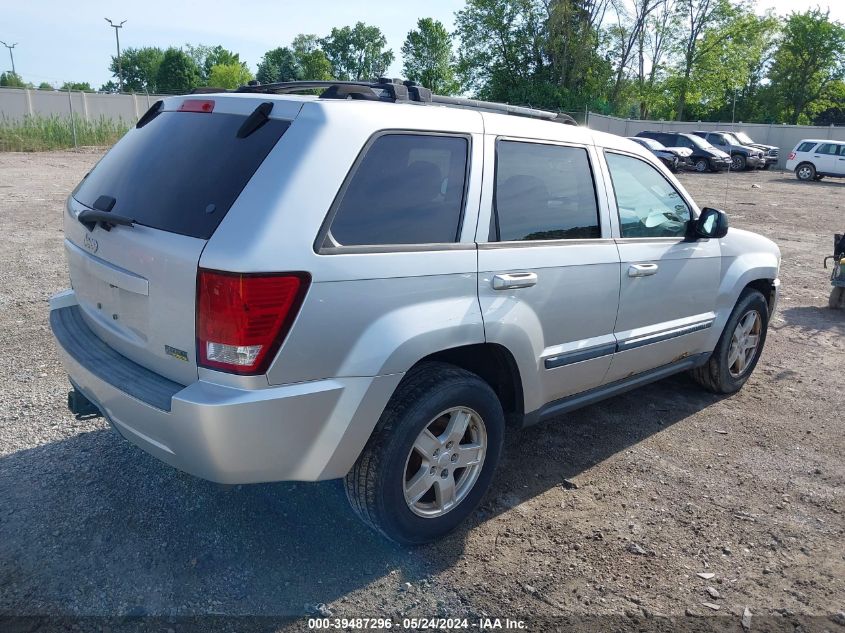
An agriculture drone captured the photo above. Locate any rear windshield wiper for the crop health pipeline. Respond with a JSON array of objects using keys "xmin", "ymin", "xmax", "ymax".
[{"xmin": 77, "ymin": 209, "xmax": 135, "ymax": 232}]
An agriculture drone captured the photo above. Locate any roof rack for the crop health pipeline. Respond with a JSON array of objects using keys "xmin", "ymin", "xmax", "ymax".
[{"xmin": 235, "ymin": 79, "xmax": 577, "ymax": 126}]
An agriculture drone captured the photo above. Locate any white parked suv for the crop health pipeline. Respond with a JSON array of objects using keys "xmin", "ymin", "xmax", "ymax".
[
  {"xmin": 786, "ymin": 138, "xmax": 845, "ymax": 181},
  {"xmin": 50, "ymin": 80, "xmax": 781, "ymax": 544}
]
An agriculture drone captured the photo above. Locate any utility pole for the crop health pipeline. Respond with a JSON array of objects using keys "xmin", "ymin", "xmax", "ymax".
[
  {"xmin": 0, "ymin": 41, "xmax": 17, "ymax": 75},
  {"xmin": 104, "ymin": 18, "xmax": 126, "ymax": 91}
]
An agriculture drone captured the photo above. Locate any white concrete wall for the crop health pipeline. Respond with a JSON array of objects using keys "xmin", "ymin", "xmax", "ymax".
[
  {"xmin": 586, "ymin": 112, "xmax": 845, "ymax": 169},
  {"xmin": 0, "ymin": 88, "xmax": 162, "ymax": 124}
]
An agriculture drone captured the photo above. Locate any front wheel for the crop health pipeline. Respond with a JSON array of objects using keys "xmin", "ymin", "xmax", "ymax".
[
  {"xmin": 694, "ymin": 158, "xmax": 709, "ymax": 173},
  {"xmin": 731, "ymin": 154, "xmax": 747, "ymax": 171},
  {"xmin": 691, "ymin": 289, "xmax": 769, "ymax": 394},
  {"xmin": 345, "ymin": 362, "xmax": 504, "ymax": 544}
]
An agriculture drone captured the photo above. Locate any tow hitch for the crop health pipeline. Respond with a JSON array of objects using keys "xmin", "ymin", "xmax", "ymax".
[
  {"xmin": 67, "ymin": 387, "xmax": 102, "ymax": 419},
  {"xmin": 824, "ymin": 233, "xmax": 845, "ymax": 309}
]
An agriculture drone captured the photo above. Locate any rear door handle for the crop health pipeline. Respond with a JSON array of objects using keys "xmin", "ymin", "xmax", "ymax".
[
  {"xmin": 628, "ymin": 263, "xmax": 659, "ymax": 277},
  {"xmin": 492, "ymin": 272, "xmax": 537, "ymax": 290}
]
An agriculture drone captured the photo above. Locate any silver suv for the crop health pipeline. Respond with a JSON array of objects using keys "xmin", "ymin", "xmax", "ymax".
[{"xmin": 50, "ymin": 80, "xmax": 781, "ymax": 544}]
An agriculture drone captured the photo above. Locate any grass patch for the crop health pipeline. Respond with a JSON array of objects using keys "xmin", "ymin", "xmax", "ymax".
[{"xmin": 0, "ymin": 114, "xmax": 130, "ymax": 151}]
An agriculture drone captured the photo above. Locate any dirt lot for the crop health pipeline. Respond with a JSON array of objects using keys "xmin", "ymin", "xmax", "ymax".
[{"xmin": 0, "ymin": 151, "xmax": 843, "ymax": 632}]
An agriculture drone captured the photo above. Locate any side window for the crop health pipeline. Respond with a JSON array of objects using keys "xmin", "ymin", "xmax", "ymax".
[
  {"xmin": 674, "ymin": 136, "xmax": 694, "ymax": 150},
  {"xmin": 839, "ymin": 145, "xmax": 845, "ymax": 157},
  {"xmin": 797, "ymin": 141, "xmax": 818, "ymax": 153},
  {"xmin": 494, "ymin": 141, "xmax": 600, "ymax": 241},
  {"xmin": 656, "ymin": 134, "xmax": 675, "ymax": 146},
  {"xmin": 327, "ymin": 134, "xmax": 468, "ymax": 246},
  {"xmin": 605, "ymin": 152, "xmax": 692, "ymax": 239},
  {"xmin": 817, "ymin": 143, "xmax": 839, "ymax": 155}
]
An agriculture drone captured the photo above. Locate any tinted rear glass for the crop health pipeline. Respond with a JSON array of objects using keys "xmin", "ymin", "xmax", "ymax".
[
  {"xmin": 327, "ymin": 134, "xmax": 469, "ymax": 246},
  {"xmin": 494, "ymin": 141, "xmax": 600, "ymax": 241},
  {"xmin": 796, "ymin": 142, "xmax": 817, "ymax": 152},
  {"xmin": 73, "ymin": 111, "xmax": 289, "ymax": 239}
]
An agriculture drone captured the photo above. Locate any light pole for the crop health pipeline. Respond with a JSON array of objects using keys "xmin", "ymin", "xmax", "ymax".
[
  {"xmin": 0, "ymin": 41, "xmax": 17, "ymax": 76},
  {"xmin": 104, "ymin": 18, "xmax": 126, "ymax": 91}
]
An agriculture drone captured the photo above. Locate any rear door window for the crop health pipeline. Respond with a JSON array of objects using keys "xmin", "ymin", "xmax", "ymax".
[
  {"xmin": 797, "ymin": 141, "xmax": 818, "ymax": 152},
  {"xmin": 325, "ymin": 133, "xmax": 469, "ymax": 247},
  {"xmin": 817, "ymin": 143, "xmax": 840, "ymax": 155},
  {"xmin": 73, "ymin": 110, "xmax": 290, "ymax": 240},
  {"xmin": 493, "ymin": 141, "xmax": 600, "ymax": 241}
]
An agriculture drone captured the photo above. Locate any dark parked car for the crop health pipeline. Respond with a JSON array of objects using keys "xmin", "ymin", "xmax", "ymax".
[
  {"xmin": 692, "ymin": 131, "xmax": 765, "ymax": 171},
  {"xmin": 731, "ymin": 131, "xmax": 779, "ymax": 169},
  {"xmin": 627, "ymin": 137, "xmax": 693, "ymax": 172},
  {"xmin": 636, "ymin": 131, "xmax": 732, "ymax": 173}
]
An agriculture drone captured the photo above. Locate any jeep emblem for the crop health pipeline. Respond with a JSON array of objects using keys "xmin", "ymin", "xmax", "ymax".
[{"xmin": 83, "ymin": 233, "xmax": 98, "ymax": 253}]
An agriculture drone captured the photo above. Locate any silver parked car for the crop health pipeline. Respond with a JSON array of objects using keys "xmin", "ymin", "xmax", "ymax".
[{"xmin": 50, "ymin": 80, "xmax": 781, "ymax": 544}]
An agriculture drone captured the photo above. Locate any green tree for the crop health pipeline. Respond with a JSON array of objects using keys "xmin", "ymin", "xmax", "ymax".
[
  {"xmin": 767, "ymin": 8, "xmax": 845, "ymax": 124},
  {"xmin": 292, "ymin": 34, "xmax": 333, "ymax": 80},
  {"xmin": 208, "ymin": 62, "xmax": 254, "ymax": 89},
  {"xmin": 320, "ymin": 22, "xmax": 394, "ymax": 80},
  {"xmin": 0, "ymin": 72, "xmax": 26, "ymax": 88},
  {"xmin": 256, "ymin": 47, "xmax": 300, "ymax": 83},
  {"xmin": 186, "ymin": 44, "xmax": 246, "ymax": 83},
  {"xmin": 670, "ymin": 0, "xmax": 734, "ymax": 120},
  {"xmin": 110, "ymin": 47, "xmax": 165, "ymax": 93},
  {"xmin": 60, "ymin": 81, "xmax": 93, "ymax": 92},
  {"xmin": 99, "ymin": 80, "xmax": 120, "ymax": 93},
  {"xmin": 155, "ymin": 48, "xmax": 201, "ymax": 94},
  {"xmin": 401, "ymin": 18, "xmax": 460, "ymax": 94},
  {"xmin": 38, "ymin": 81, "xmax": 54, "ymax": 90}
]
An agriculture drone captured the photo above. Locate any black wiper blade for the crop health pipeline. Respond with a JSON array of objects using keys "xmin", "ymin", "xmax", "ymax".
[{"xmin": 77, "ymin": 209, "xmax": 135, "ymax": 232}]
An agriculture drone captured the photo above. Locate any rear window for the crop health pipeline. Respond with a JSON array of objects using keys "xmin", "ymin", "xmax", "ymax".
[
  {"xmin": 796, "ymin": 141, "xmax": 818, "ymax": 153},
  {"xmin": 494, "ymin": 141, "xmax": 600, "ymax": 241},
  {"xmin": 325, "ymin": 133, "xmax": 469, "ymax": 247},
  {"xmin": 73, "ymin": 110, "xmax": 290, "ymax": 240}
]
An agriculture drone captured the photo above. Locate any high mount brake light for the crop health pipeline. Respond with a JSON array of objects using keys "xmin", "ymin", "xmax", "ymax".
[
  {"xmin": 179, "ymin": 99, "xmax": 215, "ymax": 113},
  {"xmin": 196, "ymin": 270, "xmax": 310, "ymax": 375}
]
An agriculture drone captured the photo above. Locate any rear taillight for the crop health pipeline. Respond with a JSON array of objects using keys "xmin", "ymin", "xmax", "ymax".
[
  {"xmin": 196, "ymin": 269, "xmax": 310, "ymax": 375},
  {"xmin": 788, "ymin": 151, "xmax": 796, "ymax": 160}
]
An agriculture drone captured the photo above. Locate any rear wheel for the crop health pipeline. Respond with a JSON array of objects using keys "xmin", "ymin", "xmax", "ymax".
[
  {"xmin": 796, "ymin": 163, "xmax": 816, "ymax": 181},
  {"xmin": 731, "ymin": 154, "xmax": 747, "ymax": 171},
  {"xmin": 694, "ymin": 158, "xmax": 709, "ymax": 173},
  {"xmin": 345, "ymin": 362, "xmax": 504, "ymax": 544},
  {"xmin": 691, "ymin": 289, "xmax": 769, "ymax": 394}
]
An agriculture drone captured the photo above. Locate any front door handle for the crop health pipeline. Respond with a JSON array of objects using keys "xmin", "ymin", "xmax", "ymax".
[
  {"xmin": 628, "ymin": 263, "xmax": 659, "ymax": 277},
  {"xmin": 492, "ymin": 272, "xmax": 537, "ymax": 290}
]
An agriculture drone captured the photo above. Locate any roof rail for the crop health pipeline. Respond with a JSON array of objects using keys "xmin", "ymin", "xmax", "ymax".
[{"xmin": 234, "ymin": 79, "xmax": 577, "ymax": 125}]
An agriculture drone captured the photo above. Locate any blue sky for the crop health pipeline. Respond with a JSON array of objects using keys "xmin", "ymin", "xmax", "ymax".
[{"xmin": 0, "ymin": 0, "xmax": 841, "ymax": 90}]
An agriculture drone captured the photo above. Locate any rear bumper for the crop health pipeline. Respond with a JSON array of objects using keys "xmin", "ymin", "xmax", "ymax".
[{"xmin": 50, "ymin": 292, "xmax": 402, "ymax": 484}]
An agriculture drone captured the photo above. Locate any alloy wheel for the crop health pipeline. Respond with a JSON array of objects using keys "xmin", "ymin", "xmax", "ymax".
[
  {"xmin": 728, "ymin": 310, "xmax": 762, "ymax": 378},
  {"xmin": 797, "ymin": 165, "xmax": 813, "ymax": 180},
  {"xmin": 695, "ymin": 159, "xmax": 708, "ymax": 172},
  {"xmin": 403, "ymin": 407, "xmax": 487, "ymax": 518}
]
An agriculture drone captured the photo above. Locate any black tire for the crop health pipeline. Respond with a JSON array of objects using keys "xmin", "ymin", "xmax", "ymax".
[
  {"xmin": 694, "ymin": 158, "xmax": 709, "ymax": 173},
  {"xmin": 691, "ymin": 289, "xmax": 769, "ymax": 394},
  {"xmin": 345, "ymin": 362, "xmax": 505, "ymax": 545},
  {"xmin": 795, "ymin": 163, "xmax": 816, "ymax": 181},
  {"xmin": 762, "ymin": 163, "xmax": 771, "ymax": 170},
  {"xmin": 731, "ymin": 154, "xmax": 747, "ymax": 171}
]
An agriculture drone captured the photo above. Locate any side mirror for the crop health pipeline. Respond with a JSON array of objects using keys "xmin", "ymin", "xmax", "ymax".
[{"xmin": 695, "ymin": 207, "xmax": 729, "ymax": 239}]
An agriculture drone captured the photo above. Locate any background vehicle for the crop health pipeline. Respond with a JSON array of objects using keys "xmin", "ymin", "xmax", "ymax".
[
  {"xmin": 732, "ymin": 131, "xmax": 779, "ymax": 169},
  {"xmin": 786, "ymin": 139, "xmax": 845, "ymax": 181},
  {"xmin": 49, "ymin": 80, "xmax": 780, "ymax": 544},
  {"xmin": 626, "ymin": 136, "xmax": 693, "ymax": 172},
  {"xmin": 692, "ymin": 131, "xmax": 765, "ymax": 171},
  {"xmin": 636, "ymin": 131, "xmax": 732, "ymax": 172}
]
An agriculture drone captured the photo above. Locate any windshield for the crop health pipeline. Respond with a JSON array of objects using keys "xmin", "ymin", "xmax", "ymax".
[
  {"xmin": 734, "ymin": 132, "xmax": 754, "ymax": 144},
  {"xmin": 723, "ymin": 133, "xmax": 742, "ymax": 145},
  {"xmin": 685, "ymin": 134, "xmax": 715, "ymax": 150}
]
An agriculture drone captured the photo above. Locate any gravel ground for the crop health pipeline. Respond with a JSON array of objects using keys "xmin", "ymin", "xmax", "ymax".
[{"xmin": 0, "ymin": 151, "xmax": 843, "ymax": 632}]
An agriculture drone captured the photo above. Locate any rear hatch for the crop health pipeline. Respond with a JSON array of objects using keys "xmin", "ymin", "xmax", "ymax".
[{"xmin": 64, "ymin": 96, "xmax": 295, "ymax": 384}]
